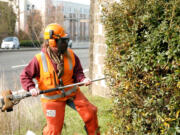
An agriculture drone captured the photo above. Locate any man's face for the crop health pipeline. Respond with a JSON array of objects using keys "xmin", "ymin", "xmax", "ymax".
[{"xmin": 56, "ymin": 38, "xmax": 69, "ymax": 54}]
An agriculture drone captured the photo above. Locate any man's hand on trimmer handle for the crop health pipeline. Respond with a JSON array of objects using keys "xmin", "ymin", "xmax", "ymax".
[
  {"xmin": 82, "ymin": 78, "xmax": 92, "ymax": 86},
  {"xmin": 29, "ymin": 88, "xmax": 40, "ymax": 96}
]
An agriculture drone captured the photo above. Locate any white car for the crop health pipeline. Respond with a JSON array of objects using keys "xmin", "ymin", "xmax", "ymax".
[{"xmin": 1, "ymin": 37, "xmax": 20, "ymax": 49}]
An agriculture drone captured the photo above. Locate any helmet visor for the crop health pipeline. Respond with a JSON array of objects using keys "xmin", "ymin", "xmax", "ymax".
[
  {"xmin": 61, "ymin": 33, "xmax": 69, "ymax": 39},
  {"xmin": 56, "ymin": 38, "xmax": 69, "ymax": 54}
]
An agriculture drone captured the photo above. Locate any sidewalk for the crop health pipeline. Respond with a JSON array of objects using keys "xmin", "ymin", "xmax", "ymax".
[{"xmin": 72, "ymin": 41, "xmax": 90, "ymax": 49}]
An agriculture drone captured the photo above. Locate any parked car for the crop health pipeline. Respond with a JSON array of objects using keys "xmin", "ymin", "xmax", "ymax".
[
  {"xmin": 1, "ymin": 36, "xmax": 20, "ymax": 49},
  {"xmin": 68, "ymin": 39, "xmax": 72, "ymax": 48}
]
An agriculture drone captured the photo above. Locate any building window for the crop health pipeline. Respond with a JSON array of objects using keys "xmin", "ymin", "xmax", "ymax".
[
  {"xmin": 70, "ymin": 13, "xmax": 72, "ymax": 18},
  {"xmin": 84, "ymin": 9, "xmax": 87, "ymax": 14},
  {"xmin": 80, "ymin": 14, "xmax": 83, "ymax": 18},
  {"xmin": 32, "ymin": 5, "xmax": 35, "ymax": 9},
  {"xmin": 73, "ymin": 13, "xmax": 76, "ymax": 18},
  {"xmin": 80, "ymin": 8, "xmax": 82, "ymax": 13},
  {"xmin": 27, "ymin": 4, "xmax": 30, "ymax": 10}
]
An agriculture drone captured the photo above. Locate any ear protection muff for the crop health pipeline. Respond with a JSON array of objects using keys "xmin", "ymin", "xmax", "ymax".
[
  {"xmin": 48, "ymin": 30, "xmax": 57, "ymax": 47},
  {"xmin": 49, "ymin": 39, "xmax": 56, "ymax": 47}
]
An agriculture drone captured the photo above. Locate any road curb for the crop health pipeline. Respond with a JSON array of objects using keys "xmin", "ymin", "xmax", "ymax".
[
  {"xmin": 0, "ymin": 47, "xmax": 89, "ymax": 53},
  {"xmin": 0, "ymin": 48, "xmax": 41, "ymax": 53},
  {"xmin": 72, "ymin": 47, "xmax": 89, "ymax": 49}
]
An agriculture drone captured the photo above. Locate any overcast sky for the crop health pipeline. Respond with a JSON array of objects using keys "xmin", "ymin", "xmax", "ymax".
[{"xmin": 62, "ymin": 0, "xmax": 90, "ymax": 5}]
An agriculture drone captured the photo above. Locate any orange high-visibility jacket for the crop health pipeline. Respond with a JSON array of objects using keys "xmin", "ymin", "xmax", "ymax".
[{"xmin": 35, "ymin": 48, "xmax": 79, "ymax": 102}]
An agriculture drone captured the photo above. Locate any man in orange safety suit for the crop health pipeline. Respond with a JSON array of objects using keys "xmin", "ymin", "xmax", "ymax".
[{"xmin": 20, "ymin": 23, "xmax": 100, "ymax": 135}]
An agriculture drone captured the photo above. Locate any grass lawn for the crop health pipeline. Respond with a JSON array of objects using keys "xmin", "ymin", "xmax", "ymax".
[{"xmin": 62, "ymin": 86, "xmax": 113, "ymax": 135}]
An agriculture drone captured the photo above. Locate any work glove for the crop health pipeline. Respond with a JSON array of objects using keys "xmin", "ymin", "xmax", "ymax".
[
  {"xmin": 82, "ymin": 78, "xmax": 92, "ymax": 86},
  {"xmin": 30, "ymin": 88, "xmax": 40, "ymax": 96},
  {"xmin": 0, "ymin": 90, "xmax": 14, "ymax": 112}
]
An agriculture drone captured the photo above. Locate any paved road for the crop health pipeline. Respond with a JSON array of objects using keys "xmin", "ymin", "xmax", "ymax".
[{"xmin": 0, "ymin": 48, "xmax": 89, "ymax": 90}]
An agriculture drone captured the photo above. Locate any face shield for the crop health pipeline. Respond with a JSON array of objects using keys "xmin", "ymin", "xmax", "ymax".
[{"xmin": 56, "ymin": 38, "xmax": 69, "ymax": 54}]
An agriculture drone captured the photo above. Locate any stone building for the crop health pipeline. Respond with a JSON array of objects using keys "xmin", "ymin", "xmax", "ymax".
[{"xmin": 89, "ymin": 0, "xmax": 121, "ymax": 97}]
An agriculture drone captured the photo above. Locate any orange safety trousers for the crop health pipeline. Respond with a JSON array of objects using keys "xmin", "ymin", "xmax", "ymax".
[{"xmin": 42, "ymin": 90, "xmax": 100, "ymax": 135}]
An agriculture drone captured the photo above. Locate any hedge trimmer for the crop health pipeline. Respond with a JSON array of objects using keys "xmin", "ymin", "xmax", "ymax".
[{"xmin": 0, "ymin": 77, "xmax": 105, "ymax": 112}]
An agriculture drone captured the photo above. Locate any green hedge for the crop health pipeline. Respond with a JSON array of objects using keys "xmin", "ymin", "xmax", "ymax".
[
  {"xmin": 20, "ymin": 40, "xmax": 42, "ymax": 47},
  {"xmin": 102, "ymin": 0, "xmax": 180, "ymax": 134}
]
